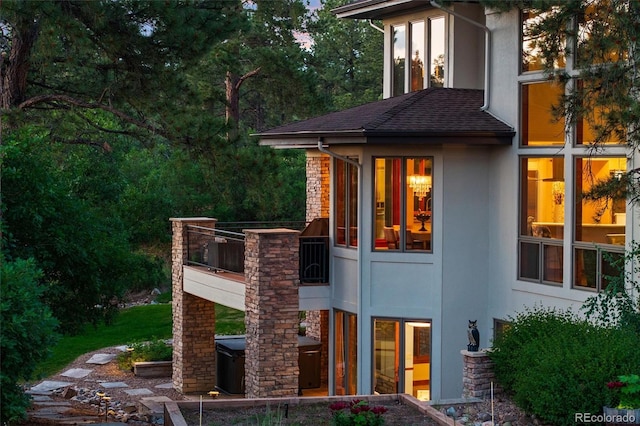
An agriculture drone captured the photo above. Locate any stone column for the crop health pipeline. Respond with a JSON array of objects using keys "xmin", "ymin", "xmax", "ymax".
[
  {"xmin": 171, "ymin": 217, "xmax": 217, "ymax": 394},
  {"xmin": 461, "ymin": 349, "xmax": 502, "ymax": 399},
  {"xmin": 244, "ymin": 228, "xmax": 300, "ymax": 398}
]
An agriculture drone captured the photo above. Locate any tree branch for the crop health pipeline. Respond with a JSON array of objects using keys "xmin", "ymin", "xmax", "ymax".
[{"xmin": 18, "ymin": 94, "xmax": 167, "ymax": 138}]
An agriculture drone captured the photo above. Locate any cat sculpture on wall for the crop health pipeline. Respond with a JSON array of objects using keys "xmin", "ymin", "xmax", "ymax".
[{"xmin": 467, "ymin": 320, "xmax": 480, "ymax": 352}]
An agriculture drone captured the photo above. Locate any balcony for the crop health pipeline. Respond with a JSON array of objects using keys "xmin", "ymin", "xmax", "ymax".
[{"xmin": 185, "ymin": 221, "xmax": 330, "ymax": 285}]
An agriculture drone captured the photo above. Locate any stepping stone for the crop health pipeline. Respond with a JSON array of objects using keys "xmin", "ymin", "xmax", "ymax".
[
  {"xmin": 61, "ymin": 368, "xmax": 93, "ymax": 378},
  {"xmin": 154, "ymin": 382, "xmax": 174, "ymax": 389},
  {"xmin": 123, "ymin": 388, "xmax": 153, "ymax": 396},
  {"xmin": 114, "ymin": 345, "xmax": 129, "ymax": 352},
  {"xmin": 30, "ymin": 395, "xmax": 53, "ymax": 402},
  {"xmin": 28, "ymin": 380, "xmax": 74, "ymax": 394},
  {"xmin": 86, "ymin": 353, "xmax": 116, "ymax": 364},
  {"xmin": 101, "ymin": 382, "xmax": 129, "ymax": 389}
]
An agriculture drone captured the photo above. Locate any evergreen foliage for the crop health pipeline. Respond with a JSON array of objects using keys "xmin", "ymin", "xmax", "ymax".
[
  {"xmin": 489, "ymin": 306, "xmax": 640, "ymax": 426},
  {"xmin": 0, "ymin": 257, "xmax": 59, "ymax": 424}
]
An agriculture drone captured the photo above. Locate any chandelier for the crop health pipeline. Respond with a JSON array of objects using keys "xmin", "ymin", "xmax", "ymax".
[{"xmin": 408, "ymin": 175, "xmax": 432, "ymax": 199}]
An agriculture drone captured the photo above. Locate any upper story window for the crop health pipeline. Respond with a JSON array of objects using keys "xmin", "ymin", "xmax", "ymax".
[
  {"xmin": 374, "ymin": 157, "xmax": 433, "ymax": 252},
  {"xmin": 575, "ymin": 80, "xmax": 625, "ymax": 146},
  {"xmin": 335, "ymin": 158, "xmax": 358, "ymax": 248},
  {"xmin": 521, "ymin": 8, "xmax": 565, "ymax": 73},
  {"xmin": 521, "ymin": 81, "xmax": 565, "ymax": 146},
  {"xmin": 576, "ymin": 3, "xmax": 628, "ymax": 67},
  {"xmin": 392, "ymin": 15, "xmax": 445, "ymax": 96}
]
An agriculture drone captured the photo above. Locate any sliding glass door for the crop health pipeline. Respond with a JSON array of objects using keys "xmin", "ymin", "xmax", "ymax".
[{"xmin": 373, "ymin": 318, "xmax": 431, "ymax": 401}]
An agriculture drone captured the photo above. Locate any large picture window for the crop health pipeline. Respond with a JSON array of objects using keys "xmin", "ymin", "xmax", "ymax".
[
  {"xmin": 573, "ymin": 157, "xmax": 626, "ymax": 291},
  {"xmin": 374, "ymin": 157, "xmax": 433, "ymax": 252},
  {"xmin": 335, "ymin": 158, "xmax": 358, "ymax": 248},
  {"xmin": 518, "ymin": 157, "xmax": 564, "ymax": 284}
]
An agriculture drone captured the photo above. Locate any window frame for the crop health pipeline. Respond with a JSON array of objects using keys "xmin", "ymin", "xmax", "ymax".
[
  {"xmin": 517, "ymin": 156, "xmax": 565, "ymax": 286},
  {"xmin": 389, "ymin": 12, "xmax": 447, "ymax": 96},
  {"xmin": 373, "ymin": 156, "xmax": 434, "ymax": 253},
  {"xmin": 334, "ymin": 157, "xmax": 359, "ymax": 249}
]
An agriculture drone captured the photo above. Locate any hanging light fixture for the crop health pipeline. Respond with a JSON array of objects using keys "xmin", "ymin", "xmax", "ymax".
[{"xmin": 408, "ymin": 175, "xmax": 432, "ymax": 199}]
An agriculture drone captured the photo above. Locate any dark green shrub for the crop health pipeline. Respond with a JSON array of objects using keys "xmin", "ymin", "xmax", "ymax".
[
  {"xmin": 117, "ymin": 339, "xmax": 173, "ymax": 371},
  {"xmin": 489, "ymin": 306, "xmax": 640, "ymax": 426},
  {"xmin": 1, "ymin": 258, "xmax": 59, "ymax": 424}
]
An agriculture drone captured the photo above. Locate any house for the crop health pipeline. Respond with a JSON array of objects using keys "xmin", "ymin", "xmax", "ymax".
[{"xmin": 170, "ymin": 0, "xmax": 638, "ymax": 402}]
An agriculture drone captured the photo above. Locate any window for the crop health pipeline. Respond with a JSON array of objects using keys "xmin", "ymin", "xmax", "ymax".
[
  {"xmin": 392, "ymin": 15, "xmax": 445, "ymax": 95},
  {"xmin": 576, "ymin": 2, "xmax": 628, "ymax": 67},
  {"xmin": 518, "ymin": 157, "xmax": 564, "ymax": 284},
  {"xmin": 521, "ymin": 8, "xmax": 565, "ymax": 73},
  {"xmin": 521, "ymin": 81, "xmax": 565, "ymax": 146},
  {"xmin": 575, "ymin": 80, "xmax": 625, "ymax": 146},
  {"xmin": 374, "ymin": 157, "xmax": 433, "ymax": 252},
  {"xmin": 573, "ymin": 157, "xmax": 626, "ymax": 291},
  {"xmin": 373, "ymin": 318, "xmax": 431, "ymax": 401},
  {"xmin": 392, "ymin": 25, "xmax": 406, "ymax": 97},
  {"xmin": 334, "ymin": 310, "xmax": 357, "ymax": 395},
  {"xmin": 335, "ymin": 158, "xmax": 358, "ymax": 248}
]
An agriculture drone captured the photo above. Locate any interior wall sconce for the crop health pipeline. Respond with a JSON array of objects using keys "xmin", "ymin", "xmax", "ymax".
[{"xmin": 408, "ymin": 175, "xmax": 432, "ymax": 199}]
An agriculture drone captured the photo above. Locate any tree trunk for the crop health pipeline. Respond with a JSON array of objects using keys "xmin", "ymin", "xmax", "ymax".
[
  {"xmin": 1, "ymin": 20, "xmax": 39, "ymax": 110},
  {"xmin": 225, "ymin": 67, "xmax": 260, "ymax": 141}
]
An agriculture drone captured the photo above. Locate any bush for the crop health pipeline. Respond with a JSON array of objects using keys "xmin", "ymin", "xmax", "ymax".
[
  {"xmin": 489, "ymin": 306, "xmax": 640, "ymax": 426},
  {"xmin": 1, "ymin": 258, "xmax": 59, "ymax": 424},
  {"xmin": 117, "ymin": 339, "xmax": 173, "ymax": 371}
]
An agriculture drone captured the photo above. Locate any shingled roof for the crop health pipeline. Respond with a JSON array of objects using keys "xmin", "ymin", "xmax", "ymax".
[{"xmin": 256, "ymin": 88, "xmax": 514, "ymax": 148}]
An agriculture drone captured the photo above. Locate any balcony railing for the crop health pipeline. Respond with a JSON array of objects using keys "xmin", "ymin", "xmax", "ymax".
[{"xmin": 185, "ymin": 222, "xmax": 329, "ymax": 284}]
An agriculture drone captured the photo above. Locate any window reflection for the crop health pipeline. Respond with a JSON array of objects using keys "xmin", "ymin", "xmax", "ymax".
[
  {"xmin": 429, "ymin": 16, "xmax": 445, "ymax": 87},
  {"xmin": 521, "ymin": 9, "xmax": 565, "ymax": 73},
  {"xmin": 410, "ymin": 21, "xmax": 425, "ymax": 92},
  {"xmin": 392, "ymin": 25, "xmax": 406, "ymax": 96}
]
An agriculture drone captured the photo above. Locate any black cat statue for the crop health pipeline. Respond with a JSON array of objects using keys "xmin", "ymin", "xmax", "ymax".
[{"xmin": 467, "ymin": 320, "xmax": 480, "ymax": 352}]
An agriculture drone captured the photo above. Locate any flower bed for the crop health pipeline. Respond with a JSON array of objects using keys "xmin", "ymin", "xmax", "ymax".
[{"xmin": 164, "ymin": 394, "xmax": 449, "ymax": 426}]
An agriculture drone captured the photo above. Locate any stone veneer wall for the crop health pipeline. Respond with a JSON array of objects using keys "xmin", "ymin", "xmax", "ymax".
[
  {"xmin": 461, "ymin": 350, "xmax": 502, "ymax": 399},
  {"xmin": 244, "ymin": 229, "xmax": 301, "ymax": 398},
  {"xmin": 304, "ymin": 310, "xmax": 329, "ymax": 386},
  {"xmin": 304, "ymin": 152, "xmax": 330, "ymax": 388},
  {"xmin": 306, "ymin": 152, "xmax": 330, "ymax": 222},
  {"xmin": 171, "ymin": 218, "xmax": 217, "ymax": 394}
]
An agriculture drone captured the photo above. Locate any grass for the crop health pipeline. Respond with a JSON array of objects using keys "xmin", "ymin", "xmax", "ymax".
[{"xmin": 34, "ymin": 301, "xmax": 245, "ymax": 379}]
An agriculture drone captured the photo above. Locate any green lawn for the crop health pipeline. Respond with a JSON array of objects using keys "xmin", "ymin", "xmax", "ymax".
[{"xmin": 34, "ymin": 303, "xmax": 245, "ymax": 378}]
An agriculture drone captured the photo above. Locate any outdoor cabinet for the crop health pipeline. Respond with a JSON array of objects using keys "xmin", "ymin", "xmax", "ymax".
[{"xmin": 215, "ymin": 337, "xmax": 245, "ymax": 394}]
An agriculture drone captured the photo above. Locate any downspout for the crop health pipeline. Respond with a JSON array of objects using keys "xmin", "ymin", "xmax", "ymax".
[
  {"xmin": 317, "ymin": 138, "xmax": 361, "ymax": 169},
  {"xmin": 317, "ymin": 137, "xmax": 364, "ymax": 395},
  {"xmin": 369, "ymin": 19, "xmax": 384, "ymax": 34},
  {"xmin": 429, "ymin": 1, "xmax": 490, "ymax": 111}
]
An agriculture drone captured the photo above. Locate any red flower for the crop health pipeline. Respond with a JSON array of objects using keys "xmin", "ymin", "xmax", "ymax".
[
  {"xmin": 329, "ymin": 401, "xmax": 350, "ymax": 411},
  {"xmin": 371, "ymin": 406, "xmax": 388, "ymax": 415},
  {"xmin": 607, "ymin": 381, "xmax": 625, "ymax": 389}
]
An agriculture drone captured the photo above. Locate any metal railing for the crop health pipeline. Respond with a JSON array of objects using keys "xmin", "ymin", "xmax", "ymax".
[
  {"xmin": 299, "ymin": 236, "xmax": 329, "ymax": 284},
  {"xmin": 186, "ymin": 225, "xmax": 245, "ymax": 273},
  {"xmin": 185, "ymin": 221, "xmax": 329, "ymax": 284}
]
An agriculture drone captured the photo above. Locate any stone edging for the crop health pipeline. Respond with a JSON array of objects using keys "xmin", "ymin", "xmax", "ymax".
[{"xmin": 163, "ymin": 394, "xmax": 452, "ymax": 426}]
